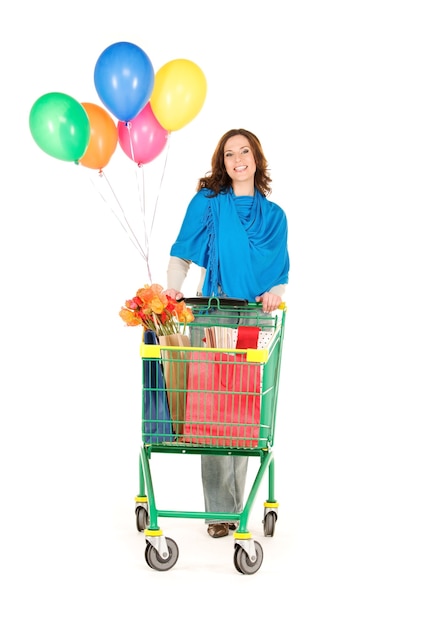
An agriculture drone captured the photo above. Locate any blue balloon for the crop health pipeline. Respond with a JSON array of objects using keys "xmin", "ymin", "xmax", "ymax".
[{"xmin": 94, "ymin": 42, "xmax": 154, "ymax": 122}]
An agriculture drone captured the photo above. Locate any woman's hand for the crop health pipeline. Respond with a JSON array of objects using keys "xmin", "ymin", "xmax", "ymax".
[
  {"xmin": 163, "ymin": 288, "xmax": 184, "ymax": 301},
  {"xmin": 255, "ymin": 292, "xmax": 282, "ymax": 312}
]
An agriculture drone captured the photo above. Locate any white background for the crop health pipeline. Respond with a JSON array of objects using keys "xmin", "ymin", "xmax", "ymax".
[{"xmin": 1, "ymin": 1, "xmax": 424, "ymax": 624}]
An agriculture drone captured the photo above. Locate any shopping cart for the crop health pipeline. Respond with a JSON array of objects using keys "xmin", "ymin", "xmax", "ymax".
[{"xmin": 135, "ymin": 297, "xmax": 286, "ymax": 574}]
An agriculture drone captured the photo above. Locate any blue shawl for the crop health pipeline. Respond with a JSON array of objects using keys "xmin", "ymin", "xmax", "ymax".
[{"xmin": 170, "ymin": 188, "xmax": 289, "ymax": 301}]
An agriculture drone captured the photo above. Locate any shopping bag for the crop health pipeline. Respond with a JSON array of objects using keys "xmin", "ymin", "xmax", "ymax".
[
  {"xmin": 235, "ymin": 326, "xmax": 260, "ymax": 349},
  {"xmin": 203, "ymin": 325, "xmax": 273, "ymax": 350},
  {"xmin": 183, "ymin": 351, "xmax": 261, "ymax": 447},
  {"xmin": 236, "ymin": 326, "xmax": 274, "ymax": 349},
  {"xmin": 142, "ymin": 330, "xmax": 174, "ymax": 444},
  {"xmin": 158, "ymin": 333, "xmax": 191, "ymax": 435}
]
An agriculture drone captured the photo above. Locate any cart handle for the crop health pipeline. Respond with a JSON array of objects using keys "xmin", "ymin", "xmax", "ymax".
[
  {"xmin": 179, "ymin": 296, "xmax": 286, "ymax": 310},
  {"xmin": 179, "ymin": 296, "xmax": 248, "ymax": 308}
]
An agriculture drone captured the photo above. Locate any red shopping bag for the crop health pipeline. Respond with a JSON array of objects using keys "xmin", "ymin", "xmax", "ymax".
[{"xmin": 183, "ymin": 351, "xmax": 261, "ymax": 447}]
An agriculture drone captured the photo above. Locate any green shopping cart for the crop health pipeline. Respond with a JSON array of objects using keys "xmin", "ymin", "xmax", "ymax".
[{"xmin": 135, "ymin": 297, "xmax": 286, "ymax": 574}]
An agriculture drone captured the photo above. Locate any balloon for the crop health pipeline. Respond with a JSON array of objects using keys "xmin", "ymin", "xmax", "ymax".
[
  {"xmin": 79, "ymin": 102, "xmax": 118, "ymax": 170},
  {"xmin": 94, "ymin": 42, "xmax": 154, "ymax": 122},
  {"xmin": 117, "ymin": 103, "xmax": 168, "ymax": 165},
  {"xmin": 150, "ymin": 59, "xmax": 207, "ymax": 132},
  {"xmin": 29, "ymin": 92, "xmax": 90, "ymax": 162}
]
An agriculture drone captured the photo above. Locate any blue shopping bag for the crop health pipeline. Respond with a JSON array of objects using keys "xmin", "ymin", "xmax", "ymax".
[{"xmin": 142, "ymin": 330, "xmax": 174, "ymax": 444}]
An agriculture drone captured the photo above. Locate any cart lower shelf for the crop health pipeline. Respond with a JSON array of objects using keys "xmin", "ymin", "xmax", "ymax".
[{"xmin": 135, "ymin": 444, "xmax": 279, "ymax": 575}]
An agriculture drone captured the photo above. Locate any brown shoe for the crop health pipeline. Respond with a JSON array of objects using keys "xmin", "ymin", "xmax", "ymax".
[
  {"xmin": 228, "ymin": 522, "xmax": 239, "ymax": 531},
  {"xmin": 207, "ymin": 523, "xmax": 229, "ymax": 538}
]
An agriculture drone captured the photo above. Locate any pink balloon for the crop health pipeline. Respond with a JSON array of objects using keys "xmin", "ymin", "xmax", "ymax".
[{"xmin": 118, "ymin": 102, "xmax": 168, "ymax": 165}]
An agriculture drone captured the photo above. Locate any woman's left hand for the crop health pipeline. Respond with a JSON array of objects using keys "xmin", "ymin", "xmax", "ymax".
[{"xmin": 255, "ymin": 292, "xmax": 281, "ymax": 312}]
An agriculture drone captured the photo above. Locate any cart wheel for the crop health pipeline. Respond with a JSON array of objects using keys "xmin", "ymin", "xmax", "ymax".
[
  {"xmin": 135, "ymin": 506, "xmax": 149, "ymax": 532},
  {"xmin": 145, "ymin": 537, "xmax": 179, "ymax": 571},
  {"xmin": 233, "ymin": 545, "xmax": 243, "ymax": 573},
  {"xmin": 144, "ymin": 543, "xmax": 153, "ymax": 568},
  {"xmin": 234, "ymin": 541, "xmax": 263, "ymax": 575},
  {"xmin": 263, "ymin": 511, "xmax": 277, "ymax": 537}
]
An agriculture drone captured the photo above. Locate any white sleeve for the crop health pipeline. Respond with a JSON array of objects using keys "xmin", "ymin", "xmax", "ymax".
[
  {"xmin": 166, "ymin": 256, "xmax": 191, "ymax": 291},
  {"xmin": 269, "ymin": 284, "xmax": 287, "ymax": 298}
]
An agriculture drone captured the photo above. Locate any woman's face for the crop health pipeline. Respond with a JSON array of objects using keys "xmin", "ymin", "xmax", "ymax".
[{"xmin": 223, "ymin": 135, "xmax": 256, "ymax": 184}]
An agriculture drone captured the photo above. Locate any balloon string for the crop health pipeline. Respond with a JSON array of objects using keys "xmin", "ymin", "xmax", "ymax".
[
  {"xmin": 123, "ymin": 122, "xmax": 153, "ymax": 281},
  {"xmin": 86, "ymin": 170, "xmax": 148, "ymax": 265},
  {"xmin": 149, "ymin": 132, "xmax": 172, "ymax": 239},
  {"xmin": 83, "ymin": 128, "xmax": 173, "ymax": 285},
  {"xmin": 101, "ymin": 170, "xmax": 148, "ymax": 262},
  {"xmin": 126, "ymin": 122, "xmax": 136, "ymax": 164},
  {"xmin": 133, "ymin": 164, "xmax": 153, "ymax": 283}
]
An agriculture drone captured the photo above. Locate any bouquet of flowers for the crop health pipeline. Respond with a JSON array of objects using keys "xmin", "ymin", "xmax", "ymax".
[
  {"xmin": 119, "ymin": 283, "xmax": 194, "ymax": 335},
  {"xmin": 121, "ymin": 283, "xmax": 194, "ymax": 437}
]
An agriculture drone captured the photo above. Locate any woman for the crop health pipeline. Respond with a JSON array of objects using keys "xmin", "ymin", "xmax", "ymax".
[{"xmin": 164, "ymin": 129, "xmax": 289, "ymax": 538}]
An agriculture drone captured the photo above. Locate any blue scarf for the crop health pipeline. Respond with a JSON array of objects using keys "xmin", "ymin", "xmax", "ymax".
[{"xmin": 170, "ymin": 188, "xmax": 289, "ymax": 301}]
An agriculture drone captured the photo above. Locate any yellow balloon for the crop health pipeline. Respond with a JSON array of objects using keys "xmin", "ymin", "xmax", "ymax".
[{"xmin": 150, "ymin": 59, "xmax": 207, "ymax": 132}]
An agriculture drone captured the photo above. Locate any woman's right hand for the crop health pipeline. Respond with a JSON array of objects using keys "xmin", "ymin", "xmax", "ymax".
[{"xmin": 163, "ymin": 288, "xmax": 184, "ymax": 301}]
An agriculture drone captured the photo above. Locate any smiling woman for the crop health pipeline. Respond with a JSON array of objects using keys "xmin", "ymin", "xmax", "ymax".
[{"xmin": 163, "ymin": 127, "xmax": 290, "ymax": 538}]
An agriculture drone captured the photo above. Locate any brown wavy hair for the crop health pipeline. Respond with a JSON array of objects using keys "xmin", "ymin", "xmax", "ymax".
[{"xmin": 196, "ymin": 128, "xmax": 272, "ymax": 197}]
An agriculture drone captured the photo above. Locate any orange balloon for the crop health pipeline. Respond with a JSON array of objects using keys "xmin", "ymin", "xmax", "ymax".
[{"xmin": 79, "ymin": 102, "xmax": 118, "ymax": 170}]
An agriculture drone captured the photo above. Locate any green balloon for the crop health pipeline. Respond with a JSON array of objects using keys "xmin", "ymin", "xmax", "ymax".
[{"xmin": 29, "ymin": 92, "xmax": 90, "ymax": 162}]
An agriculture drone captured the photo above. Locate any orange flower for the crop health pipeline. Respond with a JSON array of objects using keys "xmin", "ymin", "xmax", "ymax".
[
  {"xmin": 119, "ymin": 307, "xmax": 141, "ymax": 326},
  {"xmin": 119, "ymin": 284, "xmax": 193, "ymax": 335},
  {"xmin": 175, "ymin": 300, "xmax": 195, "ymax": 323}
]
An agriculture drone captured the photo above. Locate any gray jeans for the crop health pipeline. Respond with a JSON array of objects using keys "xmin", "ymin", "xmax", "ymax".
[
  {"xmin": 190, "ymin": 308, "xmax": 260, "ymax": 522},
  {"xmin": 201, "ymin": 455, "xmax": 248, "ymax": 522}
]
